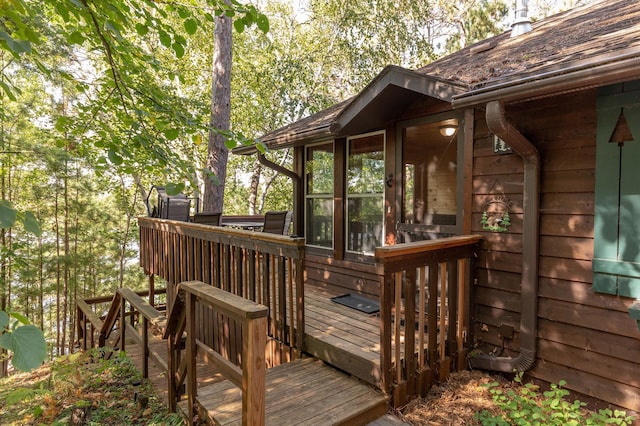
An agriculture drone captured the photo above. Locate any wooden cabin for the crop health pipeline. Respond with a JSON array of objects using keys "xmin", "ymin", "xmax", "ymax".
[
  {"xmin": 232, "ymin": 0, "xmax": 640, "ymax": 416},
  {"xmin": 77, "ymin": 1, "xmax": 640, "ymax": 423}
]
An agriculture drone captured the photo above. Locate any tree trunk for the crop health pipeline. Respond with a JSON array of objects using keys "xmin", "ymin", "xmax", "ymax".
[
  {"xmin": 248, "ymin": 162, "xmax": 262, "ymax": 215},
  {"xmin": 203, "ymin": 9, "xmax": 232, "ymax": 213},
  {"xmin": 61, "ymin": 158, "xmax": 69, "ymax": 356}
]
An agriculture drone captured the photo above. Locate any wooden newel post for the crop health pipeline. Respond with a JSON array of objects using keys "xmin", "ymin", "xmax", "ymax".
[
  {"xmin": 185, "ymin": 291, "xmax": 197, "ymax": 426},
  {"xmin": 243, "ymin": 315, "xmax": 267, "ymax": 425}
]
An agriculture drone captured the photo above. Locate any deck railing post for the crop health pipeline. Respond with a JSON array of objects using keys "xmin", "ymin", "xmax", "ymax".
[
  {"xmin": 120, "ymin": 297, "xmax": 126, "ymax": 352},
  {"xmin": 243, "ymin": 315, "xmax": 266, "ymax": 425},
  {"xmin": 185, "ymin": 291, "xmax": 197, "ymax": 426}
]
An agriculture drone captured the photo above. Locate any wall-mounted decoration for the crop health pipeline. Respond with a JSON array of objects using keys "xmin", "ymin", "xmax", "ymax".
[
  {"xmin": 493, "ymin": 134, "xmax": 513, "ymax": 154},
  {"xmin": 481, "ymin": 194, "xmax": 513, "ymax": 232}
]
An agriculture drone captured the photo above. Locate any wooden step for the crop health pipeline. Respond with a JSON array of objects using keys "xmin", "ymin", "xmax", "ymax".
[{"xmin": 182, "ymin": 357, "xmax": 388, "ymax": 425}]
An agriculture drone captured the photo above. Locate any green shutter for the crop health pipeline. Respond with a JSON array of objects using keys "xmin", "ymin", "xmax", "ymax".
[{"xmin": 593, "ymin": 82, "xmax": 640, "ymax": 297}]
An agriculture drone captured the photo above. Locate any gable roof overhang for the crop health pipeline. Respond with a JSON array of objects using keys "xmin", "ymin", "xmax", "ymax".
[
  {"xmin": 233, "ymin": 65, "xmax": 464, "ymax": 155},
  {"xmin": 331, "ymin": 65, "xmax": 465, "ymax": 135}
]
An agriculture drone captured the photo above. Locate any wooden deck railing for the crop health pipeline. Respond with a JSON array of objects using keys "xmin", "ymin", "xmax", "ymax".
[
  {"xmin": 375, "ymin": 234, "xmax": 482, "ymax": 407},
  {"xmin": 138, "ymin": 217, "xmax": 305, "ymax": 362},
  {"xmin": 75, "ymin": 287, "xmax": 168, "ymax": 384},
  {"xmin": 164, "ymin": 281, "xmax": 268, "ymax": 426},
  {"xmin": 75, "ymin": 288, "xmax": 166, "ymax": 353}
]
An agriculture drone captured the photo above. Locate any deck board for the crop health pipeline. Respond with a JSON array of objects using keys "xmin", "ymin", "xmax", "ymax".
[{"xmin": 193, "ymin": 358, "xmax": 388, "ymax": 426}]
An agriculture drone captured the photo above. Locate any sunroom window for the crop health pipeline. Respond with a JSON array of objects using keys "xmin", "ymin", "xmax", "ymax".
[
  {"xmin": 305, "ymin": 142, "xmax": 334, "ymax": 248},
  {"xmin": 346, "ymin": 132, "xmax": 385, "ymax": 254}
]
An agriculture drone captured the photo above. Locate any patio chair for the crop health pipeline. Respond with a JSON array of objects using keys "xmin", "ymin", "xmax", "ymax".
[
  {"xmin": 146, "ymin": 186, "xmax": 191, "ymax": 222},
  {"xmin": 193, "ymin": 212, "xmax": 222, "ymax": 226},
  {"xmin": 262, "ymin": 210, "xmax": 292, "ymax": 235}
]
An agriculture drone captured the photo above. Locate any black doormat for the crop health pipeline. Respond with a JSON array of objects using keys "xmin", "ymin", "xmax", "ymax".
[{"xmin": 331, "ymin": 293, "xmax": 380, "ymax": 314}]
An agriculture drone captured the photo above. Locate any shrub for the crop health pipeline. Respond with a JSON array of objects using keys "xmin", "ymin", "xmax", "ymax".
[{"xmin": 476, "ymin": 373, "xmax": 635, "ymax": 425}]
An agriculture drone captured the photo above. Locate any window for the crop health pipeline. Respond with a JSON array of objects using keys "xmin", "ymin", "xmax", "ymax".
[
  {"xmin": 399, "ymin": 118, "xmax": 458, "ymax": 242},
  {"xmin": 593, "ymin": 81, "xmax": 640, "ymax": 298},
  {"xmin": 346, "ymin": 132, "xmax": 385, "ymax": 254},
  {"xmin": 305, "ymin": 143, "xmax": 334, "ymax": 248}
]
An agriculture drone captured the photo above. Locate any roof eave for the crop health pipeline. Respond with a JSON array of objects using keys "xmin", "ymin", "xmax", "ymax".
[{"xmin": 452, "ymin": 48, "xmax": 640, "ymax": 108}]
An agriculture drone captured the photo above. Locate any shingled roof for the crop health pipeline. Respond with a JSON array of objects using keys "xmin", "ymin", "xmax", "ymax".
[{"xmin": 237, "ymin": 0, "xmax": 640, "ymax": 153}]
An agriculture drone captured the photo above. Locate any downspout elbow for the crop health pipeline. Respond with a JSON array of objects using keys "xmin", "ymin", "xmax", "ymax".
[{"xmin": 469, "ymin": 100, "xmax": 540, "ymax": 373}]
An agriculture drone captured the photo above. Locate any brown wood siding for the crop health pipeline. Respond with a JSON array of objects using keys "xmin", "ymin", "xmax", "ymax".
[
  {"xmin": 304, "ymin": 253, "xmax": 382, "ymax": 300},
  {"xmin": 471, "ymin": 90, "xmax": 640, "ymax": 413}
]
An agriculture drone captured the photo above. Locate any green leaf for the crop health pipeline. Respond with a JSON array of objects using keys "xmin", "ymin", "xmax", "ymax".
[
  {"xmin": 135, "ymin": 23, "xmax": 149, "ymax": 36},
  {"xmin": 257, "ymin": 14, "xmax": 270, "ymax": 33},
  {"xmin": 233, "ymin": 19, "xmax": 245, "ymax": 33},
  {"xmin": 171, "ymin": 42, "xmax": 184, "ymax": 58},
  {"xmin": 105, "ymin": 20, "xmax": 123, "ymax": 42},
  {"xmin": 22, "ymin": 211, "xmax": 41, "ymax": 237},
  {"xmin": 67, "ymin": 31, "xmax": 85, "ymax": 45},
  {"xmin": 184, "ymin": 18, "xmax": 198, "ymax": 35},
  {"xmin": 0, "ymin": 200, "xmax": 18, "ymax": 228},
  {"xmin": 0, "ymin": 80, "xmax": 17, "ymax": 101},
  {"xmin": 54, "ymin": 2, "xmax": 70, "ymax": 22},
  {"xmin": 164, "ymin": 182, "xmax": 184, "ymax": 196},
  {"xmin": 0, "ymin": 311, "xmax": 9, "ymax": 330},
  {"xmin": 163, "ymin": 128, "xmax": 179, "ymax": 140},
  {"xmin": 10, "ymin": 312, "xmax": 29, "ymax": 325},
  {"xmin": 107, "ymin": 149, "xmax": 123, "ymax": 165},
  {"xmin": 158, "ymin": 30, "xmax": 171, "ymax": 47},
  {"xmin": 0, "ymin": 325, "xmax": 47, "ymax": 372}
]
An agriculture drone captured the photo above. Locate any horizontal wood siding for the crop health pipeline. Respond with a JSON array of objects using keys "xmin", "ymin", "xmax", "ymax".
[
  {"xmin": 472, "ymin": 90, "xmax": 640, "ymax": 413},
  {"xmin": 304, "ymin": 253, "xmax": 382, "ymax": 299}
]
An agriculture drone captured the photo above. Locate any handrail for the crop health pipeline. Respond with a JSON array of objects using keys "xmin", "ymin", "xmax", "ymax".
[
  {"xmin": 170, "ymin": 280, "xmax": 268, "ymax": 426},
  {"xmin": 138, "ymin": 217, "xmax": 305, "ymax": 362},
  {"xmin": 375, "ymin": 234, "xmax": 482, "ymax": 407},
  {"xmin": 74, "ymin": 288, "xmax": 166, "ymax": 371}
]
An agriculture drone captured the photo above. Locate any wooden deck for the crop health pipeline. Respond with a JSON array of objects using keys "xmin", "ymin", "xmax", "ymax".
[
  {"xmin": 122, "ymin": 285, "xmax": 392, "ymax": 425},
  {"xmin": 180, "ymin": 357, "xmax": 388, "ymax": 425},
  {"xmin": 304, "ymin": 286, "xmax": 382, "ymax": 386}
]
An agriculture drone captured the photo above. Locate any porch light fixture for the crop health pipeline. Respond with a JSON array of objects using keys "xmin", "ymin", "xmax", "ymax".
[{"xmin": 439, "ymin": 125, "xmax": 457, "ymax": 137}]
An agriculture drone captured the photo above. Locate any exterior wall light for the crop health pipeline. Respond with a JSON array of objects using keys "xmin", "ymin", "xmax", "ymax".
[{"xmin": 439, "ymin": 125, "xmax": 457, "ymax": 137}]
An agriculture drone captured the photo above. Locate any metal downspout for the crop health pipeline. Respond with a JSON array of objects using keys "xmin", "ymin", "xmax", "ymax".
[{"xmin": 470, "ymin": 100, "xmax": 540, "ymax": 372}]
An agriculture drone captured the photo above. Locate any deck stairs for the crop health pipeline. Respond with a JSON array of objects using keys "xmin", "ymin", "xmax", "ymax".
[
  {"xmin": 89, "ymin": 287, "xmax": 390, "ymax": 426},
  {"xmin": 178, "ymin": 357, "xmax": 388, "ymax": 425}
]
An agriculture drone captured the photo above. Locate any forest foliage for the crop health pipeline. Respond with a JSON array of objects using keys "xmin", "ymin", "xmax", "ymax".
[{"xmin": 0, "ymin": 0, "xmax": 588, "ymax": 367}]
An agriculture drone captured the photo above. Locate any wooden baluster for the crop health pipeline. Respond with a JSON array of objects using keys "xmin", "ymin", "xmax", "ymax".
[
  {"xmin": 142, "ymin": 316, "xmax": 149, "ymax": 378},
  {"xmin": 446, "ymin": 259, "xmax": 459, "ymax": 372},
  {"xmin": 393, "ymin": 271, "xmax": 404, "ymax": 405},
  {"xmin": 380, "ymin": 271, "xmax": 393, "ymax": 395},
  {"xmin": 404, "ymin": 268, "xmax": 416, "ymax": 397}
]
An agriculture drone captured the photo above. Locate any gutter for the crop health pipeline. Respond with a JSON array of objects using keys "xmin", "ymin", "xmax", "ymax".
[{"xmin": 469, "ymin": 100, "xmax": 540, "ymax": 372}]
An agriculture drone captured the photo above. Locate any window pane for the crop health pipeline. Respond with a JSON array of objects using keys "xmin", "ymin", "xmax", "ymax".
[
  {"xmin": 306, "ymin": 143, "xmax": 334, "ymax": 248},
  {"xmin": 402, "ymin": 120, "xmax": 457, "ymax": 224},
  {"xmin": 347, "ymin": 197, "xmax": 383, "ymax": 254},
  {"xmin": 347, "ymin": 133, "xmax": 385, "ymax": 254},
  {"xmin": 347, "ymin": 135, "xmax": 384, "ymax": 194},
  {"xmin": 306, "ymin": 198, "xmax": 333, "ymax": 248},
  {"xmin": 307, "ymin": 143, "xmax": 334, "ymax": 194}
]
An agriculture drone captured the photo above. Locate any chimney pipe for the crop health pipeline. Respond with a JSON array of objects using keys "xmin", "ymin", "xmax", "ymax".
[{"xmin": 511, "ymin": 0, "xmax": 532, "ymax": 37}]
